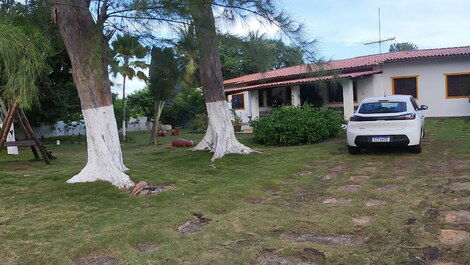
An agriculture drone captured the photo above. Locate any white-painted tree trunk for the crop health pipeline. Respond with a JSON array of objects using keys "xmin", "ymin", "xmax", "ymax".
[
  {"xmin": 193, "ymin": 100, "xmax": 253, "ymax": 162},
  {"xmin": 121, "ymin": 75, "xmax": 127, "ymax": 140},
  {"xmin": 67, "ymin": 105, "xmax": 134, "ymax": 189}
]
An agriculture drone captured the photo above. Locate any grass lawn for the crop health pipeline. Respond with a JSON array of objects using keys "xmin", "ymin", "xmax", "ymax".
[{"xmin": 0, "ymin": 118, "xmax": 469, "ymax": 265}]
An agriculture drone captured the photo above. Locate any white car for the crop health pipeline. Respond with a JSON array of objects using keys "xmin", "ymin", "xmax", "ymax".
[{"xmin": 347, "ymin": 95, "xmax": 428, "ymax": 154}]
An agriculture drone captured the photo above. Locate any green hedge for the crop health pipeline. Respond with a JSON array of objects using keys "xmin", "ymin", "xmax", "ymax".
[{"xmin": 252, "ymin": 105, "xmax": 344, "ymax": 145}]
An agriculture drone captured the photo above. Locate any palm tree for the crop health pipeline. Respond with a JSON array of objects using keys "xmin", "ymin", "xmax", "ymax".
[{"xmin": 111, "ymin": 34, "xmax": 148, "ymax": 140}]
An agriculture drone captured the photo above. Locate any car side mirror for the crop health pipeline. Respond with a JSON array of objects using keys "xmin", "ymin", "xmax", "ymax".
[{"xmin": 419, "ymin": 105, "xmax": 428, "ymax": 110}]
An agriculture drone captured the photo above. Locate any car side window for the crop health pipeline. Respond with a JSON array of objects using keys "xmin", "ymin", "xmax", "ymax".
[{"xmin": 410, "ymin": 98, "xmax": 419, "ymax": 110}]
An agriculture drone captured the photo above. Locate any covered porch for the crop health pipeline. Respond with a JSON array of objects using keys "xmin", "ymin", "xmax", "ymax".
[{"xmin": 226, "ymin": 70, "xmax": 381, "ymax": 124}]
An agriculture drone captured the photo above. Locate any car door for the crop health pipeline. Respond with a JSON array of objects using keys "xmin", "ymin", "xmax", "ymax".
[{"xmin": 410, "ymin": 97, "xmax": 425, "ymax": 133}]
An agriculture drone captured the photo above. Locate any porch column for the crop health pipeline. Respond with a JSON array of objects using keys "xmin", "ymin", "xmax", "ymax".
[
  {"xmin": 249, "ymin": 90, "xmax": 260, "ymax": 120},
  {"xmin": 341, "ymin": 79, "xmax": 355, "ymax": 120},
  {"xmin": 291, "ymin": 85, "xmax": 301, "ymax": 106}
]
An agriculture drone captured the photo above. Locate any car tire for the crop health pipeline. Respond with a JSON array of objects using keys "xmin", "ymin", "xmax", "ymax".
[
  {"xmin": 409, "ymin": 143, "xmax": 422, "ymax": 153},
  {"xmin": 348, "ymin": 146, "xmax": 361, "ymax": 154}
]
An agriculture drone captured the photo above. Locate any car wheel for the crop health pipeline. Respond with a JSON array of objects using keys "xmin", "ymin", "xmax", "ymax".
[
  {"xmin": 409, "ymin": 143, "xmax": 422, "ymax": 153},
  {"xmin": 348, "ymin": 146, "xmax": 361, "ymax": 154}
]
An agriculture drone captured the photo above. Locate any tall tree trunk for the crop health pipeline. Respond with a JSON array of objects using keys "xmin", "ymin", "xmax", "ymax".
[
  {"xmin": 150, "ymin": 100, "xmax": 164, "ymax": 145},
  {"xmin": 51, "ymin": 0, "xmax": 133, "ymax": 189},
  {"xmin": 190, "ymin": 1, "xmax": 253, "ymax": 162},
  {"xmin": 121, "ymin": 74, "xmax": 127, "ymax": 140}
]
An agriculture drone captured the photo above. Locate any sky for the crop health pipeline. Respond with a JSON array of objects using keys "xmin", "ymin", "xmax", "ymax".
[{"xmin": 112, "ymin": 0, "xmax": 470, "ymax": 97}]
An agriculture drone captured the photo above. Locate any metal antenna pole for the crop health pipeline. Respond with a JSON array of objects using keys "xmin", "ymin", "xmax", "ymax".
[
  {"xmin": 378, "ymin": 8, "xmax": 381, "ymax": 53},
  {"xmin": 361, "ymin": 8, "xmax": 395, "ymax": 53}
]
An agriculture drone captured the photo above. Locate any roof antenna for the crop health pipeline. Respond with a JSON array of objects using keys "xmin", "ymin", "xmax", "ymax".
[{"xmin": 361, "ymin": 8, "xmax": 396, "ymax": 53}]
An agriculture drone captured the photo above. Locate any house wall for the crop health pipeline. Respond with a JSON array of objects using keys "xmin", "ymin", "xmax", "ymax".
[
  {"xmin": 227, "ymin": 92, "xmax": 252, "ymax": 125},
  {"xmin": 226, "ymin": 56, "xmax": 470, "ymax": 121},
  {"xmin": 373, "ymin": 57, "xmax": 470, "ymax": 117}
]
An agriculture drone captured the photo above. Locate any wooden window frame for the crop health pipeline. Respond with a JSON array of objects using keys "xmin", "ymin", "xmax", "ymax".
[
  {"xmin": 391, "ymin": 75, "xmax": 419, "ymax": 99},
  {"xmin": 445, "ymin": 72, "xmax": 470, "ymax": 99},
  {"xmin": 230, "ymin": 93, "xmax": 245, "ymax": 110}
]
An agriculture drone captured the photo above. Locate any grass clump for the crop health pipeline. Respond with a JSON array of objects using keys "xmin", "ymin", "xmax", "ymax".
[{"xmin": 252, "ymin": 105, "xmax": 344, "ymax": 145}]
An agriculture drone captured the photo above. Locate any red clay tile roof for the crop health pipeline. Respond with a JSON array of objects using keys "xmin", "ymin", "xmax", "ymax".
[
  {"xmin": 224, "ymin": 45, "xmax": 470, "ymax": 86},
  {"xmin": 225, "ymin": 70, "xmax": 382, "ymax": 94}
]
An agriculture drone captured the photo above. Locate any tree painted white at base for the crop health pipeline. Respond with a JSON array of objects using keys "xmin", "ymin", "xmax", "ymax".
[
  {"xmin": 67, "ymin": 105, "xmax": 134, "ymax": 189},
  {"xmin": 7, "ymin": 124, "xmax": 18, "ymax": 155},
  {"xmin": 194, "ymin": 100, "xmax": 253, "ymax": 162}
]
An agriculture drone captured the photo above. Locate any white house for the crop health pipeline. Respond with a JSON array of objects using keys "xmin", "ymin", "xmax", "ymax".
[{"xmin": 224, "ymin": 46, "xmax": 470, "ymax": 125}]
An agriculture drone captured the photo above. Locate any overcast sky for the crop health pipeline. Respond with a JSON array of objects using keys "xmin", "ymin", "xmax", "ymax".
[{"xmin": 113, "ymin": 0, "xmax": 470, "ymax": 97}]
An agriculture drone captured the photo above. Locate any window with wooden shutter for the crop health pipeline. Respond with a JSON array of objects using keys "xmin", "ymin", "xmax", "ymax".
[
  {"xmin": 231, "ymin": 94, "xmax": 245, "ymax": 109},
  {"xmin": 446, "ymin": 73, "xmax": 470, "ymax": 98},
  {"xmin": 392, "ymin": 76, "xmax": 418, "ymax": 98}
]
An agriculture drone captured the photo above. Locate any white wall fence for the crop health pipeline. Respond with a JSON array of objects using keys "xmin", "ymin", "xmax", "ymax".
[{"xmin": 32, "ymin": 116, "xmax": 149, "ymax": 138}]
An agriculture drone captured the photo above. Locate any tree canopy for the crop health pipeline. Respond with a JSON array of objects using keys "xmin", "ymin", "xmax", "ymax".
[
  {"xmin": 389, "ymin": 42, "xmax": 418, "ymax": 52},
  {"xmin": 0, "ymin": 20, "xmax": 51, "ymax": 109}
]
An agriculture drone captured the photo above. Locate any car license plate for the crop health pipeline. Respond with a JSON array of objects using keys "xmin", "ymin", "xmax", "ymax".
[{"xmin": 371, "ymin": 136, "xmax": 390, "ymax": 143}]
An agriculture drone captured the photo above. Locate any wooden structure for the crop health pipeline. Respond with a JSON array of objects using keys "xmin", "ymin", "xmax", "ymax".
[{"xmin": 0, "ymin": 101, "xmax": 54, "ymax": 164}]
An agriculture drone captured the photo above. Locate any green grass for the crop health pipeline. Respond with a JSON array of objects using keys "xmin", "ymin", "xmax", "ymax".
[{"xmin": 0, "ymin": 119, "xmax": 469, "ymax": 265}]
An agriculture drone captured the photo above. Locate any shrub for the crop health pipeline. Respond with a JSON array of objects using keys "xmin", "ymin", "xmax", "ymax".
[{"xmin": 252, "ymin": 105, "xmax": 344, "ymax": 145}]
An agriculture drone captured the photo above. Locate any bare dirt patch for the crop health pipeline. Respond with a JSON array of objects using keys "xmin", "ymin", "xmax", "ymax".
[
  {"xmin": 365, "ymin": 199, "xmax": 387, "ymax": 207},
  {"xmin": 177, "ymin": 213, "xmax": 211, "ymax": 234},
  {"xmin": 254, "ymin": 255, "xmax": 320, "ymax": 265},
  {"xmin": 352, "ymin": 216, "xmax": 373, "ymax": 226},
  {"xmin": 131, "ymin": 181, "xmax": 176, "ymax": 196},
  {"xmin": 449, "ymin": 182, "xmax": 470, "ymax": 191},
  {"xmin": 135, "ymin": 242, "xmax": 158, "ymax": 252},
  {"xmin": 349, "ymin": 175, "xmax": 370, "ymax": 183},
  {"xmin": 293, "ymin": 191, "xmax": 318, "ymax": 204},
  {"xmin": 246, "ymin": 197, "xmax": 264, "ymax": 204},
  {"xmin": 377, "ymin": 184, "xmax": 399, "ymax": 192},
  {"xmin": 282, "ymin": 232, "xmax": 364, "ymax": 246},
  {"xmin": 452, "ymin": 196, "xmax": 470, "ymax": 205},
  {"xmin": 443, "ymin": 210, "xmax": 470, "ymax": 224},
  {"xmin": 322, "ymin": 197, "xmax": 352, "ymax": 205},
  {"xmin": 75, "ymin": 255, "xmax": 120, "ymax": 265},
  {"xmin": 337, "ymin": 184, "xmax": 361, "ymax": 192},
  {"xmin": 7, "ymin": 162, "xmax": 32, "ymax": 171},
  {"xmin": 330, "ymin": 164, "xmax": 346, "ymax": 174},
  {"xmin": 439, "ymin": 229, "xmax": 470, "ymax": 245},
  {"xmin": 429, "ymin": 262, "xmax": 461, "ymax": 265},
  {"xmin": 295, "ymin": 171, "xmax": 312, "ymax": 177}
]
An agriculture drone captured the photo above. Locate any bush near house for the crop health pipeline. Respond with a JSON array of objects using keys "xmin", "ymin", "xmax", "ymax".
[{"xmin": 252, "ymin": 105, "xmax": 344, "ymax": 145}]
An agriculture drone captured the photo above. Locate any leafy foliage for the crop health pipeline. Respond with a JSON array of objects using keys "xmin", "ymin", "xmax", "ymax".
[
  {"xmin": 160, "ymin": 87, "xmax": 205, "ymax": 127},
  {"xmin": 149, "ymin": 47, "xmax": 179, "ymax": 102},
  {"xmin": 252, "ymin": 105, "xmax": 344, "ymax": 145},
  {"xmin": 127, "ymin": 87, "xmax": 154, "ymax": 120},
  {"xmin": 219, "ymin": 32, "xmax": 303, "ymax": 79},
  {"xmin": 1, "ymin": 0, "xmax": 80, "ymax": 125},
  {"xmin": 0, "ymin": 20, "xmax": 51, "ymax": 109},
  {"xmin": 389, "ymin": 42, "xmax": 418, "ymax": 52}
]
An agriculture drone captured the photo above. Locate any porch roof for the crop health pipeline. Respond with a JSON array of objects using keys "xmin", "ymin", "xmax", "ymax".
[{"xmin": 224, "ymin": 70, "xmax": 382, "ymax": 94}]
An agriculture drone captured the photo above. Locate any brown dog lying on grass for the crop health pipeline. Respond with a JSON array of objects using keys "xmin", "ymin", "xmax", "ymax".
[{"xmin": 171, "ymin": 139, "xmax": 196, "ymax": 148}]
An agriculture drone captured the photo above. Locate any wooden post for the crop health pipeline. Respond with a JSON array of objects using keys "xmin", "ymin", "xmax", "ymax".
[
  {"xmin": 18, "ymin": 108, "xmax": 51, "ymax": 165},
  {"xmin": 15, "ymin": 112, "xmax": 40, "ymax": 159},
  {"xmin": 0, "ymin": 100, "xmax": 19, "ymax": 150}
]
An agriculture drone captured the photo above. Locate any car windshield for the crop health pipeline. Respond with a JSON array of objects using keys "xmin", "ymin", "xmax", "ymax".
[{"xmin": 358, "ymin": 101, "xmax": 407, "ymax": 114}]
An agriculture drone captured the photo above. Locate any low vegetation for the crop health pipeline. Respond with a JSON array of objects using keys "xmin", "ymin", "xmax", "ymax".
[
  {"xmin": 252, "ymin": 105, "xmax": 344, "ymax": 145},
  {"xmin": 0, "ymin": 118, "xmax": 469, "ymax": 265}
]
